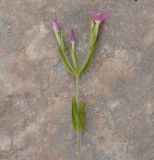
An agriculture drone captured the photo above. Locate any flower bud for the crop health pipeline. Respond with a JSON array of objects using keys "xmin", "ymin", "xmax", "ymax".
[
  {"xmin": 51, "ymin": 20, "xmax": 59, "ymax": 32},
  {"xmin": 70, "ymin": 29, "xmax": 75, "ymax": 44}
]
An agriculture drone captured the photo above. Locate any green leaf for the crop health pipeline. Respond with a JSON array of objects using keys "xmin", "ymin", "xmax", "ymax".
[
  {"xmin": 53, "ymin": 30, "xmax": 74, "ymax": 75},
  {"xmin": 71, "ymin": 45, "xmax": 78, "ymax": 73},
  {"xmin": 88, "ymin": 20, "xmax": 95, "ymax": 48},
  {"xmin": 78, "ymin": 101, "xmax": 85, "ymax": 131},
  {"xmin": 58, "ymin": 47, "xmax": 74, "ymax": 75},
  {"xmin": 72, "ymin": 97, "xmax": 85, "ymax": 132},
  {"xmin": 79, "ymin": 44, "xmax": 96, "ymax": 74},
  {"xmin": 60, "ymin": 31, "xmax": 66, "ymax": 53},
  {"xmin": 53, "ymin": 31, "xmax": 61, "ymax": 46},
  {"xmin": 93, "ymin": 22, "xmax": 100, "ymax": 42},
  {"xmin": 72, "ymin": 97, "xmax": 79, "ymax": 131}
]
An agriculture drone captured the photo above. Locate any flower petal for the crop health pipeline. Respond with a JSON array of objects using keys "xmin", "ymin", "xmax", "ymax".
[{"xmin": 88, "ymin": 12, "xmax": 109, "ymax": 22}]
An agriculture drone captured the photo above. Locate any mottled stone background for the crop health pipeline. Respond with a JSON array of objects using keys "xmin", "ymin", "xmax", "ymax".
[{"xmin": 0, "ymin": 0, "xmax": 154, "ymax": 160}]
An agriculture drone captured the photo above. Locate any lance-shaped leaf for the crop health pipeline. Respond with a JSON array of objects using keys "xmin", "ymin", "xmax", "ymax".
[
  {"xmin": 79, "ymin": 22, "xmax": 100, "ymax": 74},
  {"xmin": 78, "ymin": 101, "xmax": 85, "ymax": 131},
  {"xmin": 72, "ymin": 97, "xmax": 85, "ymax": 132},
  {"xmin": 72, "ymin": 97, "xmax": 79, "ymax": 131},
  {"xmin": 58, "ymin": 32, "xmax": 75, "ymax": 74},
  {"xmin": 60, "ymin": 31, "xmax": 66, "ymax": 53},
  {"xmin": 52, "ymin": 20, "xmax": 61, "ymax": 45},
  {"xmin": 71, "ymin": 45, "xmax": 78, "ymax": 73},
  {"xmin": 70, "ymin": 30, "xmax": 78, "ymax": 73},
  {"xmin": 58, "ymin": 47, "xmax": 74, "ymax": 74},
  {"xmin": 88, "ymin": 20, "xmax": 95, "ymax": 49},
  {"xmin": 53, "ymin": 31, "xmax": 61, "ymax": 47},
  {"xmin": 53, "ymin": 25, "xmax": 74, "ymax": 75},
  {"xmin": 93, "ymin": 21, "xmax": 100, "ymax": 42}
]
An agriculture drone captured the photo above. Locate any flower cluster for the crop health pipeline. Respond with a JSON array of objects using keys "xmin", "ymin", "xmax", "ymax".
[{"xmin": 52, "ymin": 12, "xmax": 108, "ymax": 48}]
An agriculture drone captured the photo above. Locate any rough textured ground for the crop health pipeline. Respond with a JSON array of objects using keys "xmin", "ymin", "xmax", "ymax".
[{"xmin": 0, "ymin": 0, "xmax": 154, "ymax": 160}]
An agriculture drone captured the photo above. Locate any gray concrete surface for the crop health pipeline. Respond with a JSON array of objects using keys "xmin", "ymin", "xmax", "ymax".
[{"xmin": 0, "ymin": 0, "xmax": 154, "ymax": 160}]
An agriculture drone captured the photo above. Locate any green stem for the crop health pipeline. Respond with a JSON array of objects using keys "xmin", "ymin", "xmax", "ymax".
[
  {"xmin": 77, "ymin": 131, "xmax": 81, "ymax": 160},
  {"xmin": 76, "ymin": 74, "xmax": 79, "ymax": 103},
  {"xmin": 76, "ymin": 74, "xmax": 81, "ymax": 160}
]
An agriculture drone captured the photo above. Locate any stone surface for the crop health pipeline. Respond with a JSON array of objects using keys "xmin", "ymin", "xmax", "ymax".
[{"xmin": 0, "ymin": 0, "xmax": 154, "ymax": 160}]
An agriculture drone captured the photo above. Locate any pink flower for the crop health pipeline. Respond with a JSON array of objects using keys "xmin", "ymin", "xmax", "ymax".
[
  {"xmin": 51, "ymin": 20, "xmax": 59, "ymax": 31},
  {"xmin": 70, "ymin": 29, "xmax": 75, "ymax": 43},
  {"xmin": 88, "ymin": 12, "xmax": 109, "ymax": 22}
]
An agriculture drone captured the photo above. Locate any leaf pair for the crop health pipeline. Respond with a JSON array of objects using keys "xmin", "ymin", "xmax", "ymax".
[{"xmin": 72, "ymin": 97, "xmax": 85, "ymax": 132}]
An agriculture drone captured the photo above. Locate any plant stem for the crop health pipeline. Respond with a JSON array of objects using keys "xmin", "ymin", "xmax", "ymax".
[
  {"xmin": 76, "ymin": 74, "xmax": 79, "ymax": 103},
  {"xmin": 76, "ymin": 74, "xmax": 81, "ymax": 160},
  {"xmin": 77, "ymin": 131, "xmax": 81, "ymax": 160}
]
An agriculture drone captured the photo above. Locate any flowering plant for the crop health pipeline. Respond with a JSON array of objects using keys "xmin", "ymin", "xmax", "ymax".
[{"xmin": 52, "ymin": 12, "xmax": 108, "ymax": 160}]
